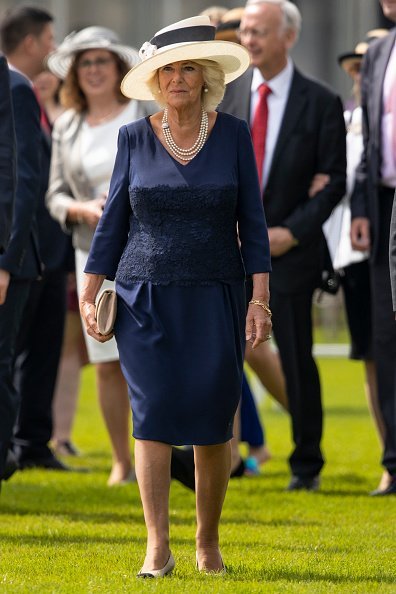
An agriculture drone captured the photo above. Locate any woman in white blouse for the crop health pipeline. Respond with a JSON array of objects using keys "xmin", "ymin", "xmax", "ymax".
[{"xmin": 46, "ymin": 27, "xmax": 154, "ymax": 485}]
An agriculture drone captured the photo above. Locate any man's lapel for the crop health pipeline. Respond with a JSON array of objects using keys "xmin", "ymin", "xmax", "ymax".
[
  {"xmin": 266, "ymin": 69, "xmax": 307, "ymax": 187},
  {"xmin": 372, "ymin": 30, "xmax": 396, "ymax": 139}
]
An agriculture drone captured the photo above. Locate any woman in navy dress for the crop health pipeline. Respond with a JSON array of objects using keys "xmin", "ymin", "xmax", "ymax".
[{"xmin": 80, "ymin": 16, "xmax": 271, "ymax": 577}]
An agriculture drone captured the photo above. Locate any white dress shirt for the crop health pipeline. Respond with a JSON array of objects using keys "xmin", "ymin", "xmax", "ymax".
[{"xmin": 250, "ymin": 58, "xmax": 294, "ymax": 188}]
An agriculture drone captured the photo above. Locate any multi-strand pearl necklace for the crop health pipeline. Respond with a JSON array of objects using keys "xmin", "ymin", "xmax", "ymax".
[{"xmin": 161, "ymin": 107, "xmax": 208, "ymax": 161}]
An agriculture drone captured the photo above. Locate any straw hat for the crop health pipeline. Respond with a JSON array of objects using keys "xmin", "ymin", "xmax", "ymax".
[
  {"xmin": 47, "ymin": 26, "xmax": 139, "ymax": 79},
  {"xmin": 215, "ymin": 7, "xmax": 245, "ymax": 43},
  {"xmin": 338, "ymin": 28, "xmax": 389, "ymax": 75},
  {"xmin": 121, "ymin": 15, "xmax": 250, "ymax": 100}
]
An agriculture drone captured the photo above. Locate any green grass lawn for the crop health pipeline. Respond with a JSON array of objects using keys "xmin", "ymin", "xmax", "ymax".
[{"xmin": 1, "ymin": 358, "xmax": 395, "ymax": 593}]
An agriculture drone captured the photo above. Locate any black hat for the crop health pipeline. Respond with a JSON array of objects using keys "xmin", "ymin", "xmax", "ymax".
[{"xmin": 338, "ymin": 29, "xmax": 389, "ymax": 74}]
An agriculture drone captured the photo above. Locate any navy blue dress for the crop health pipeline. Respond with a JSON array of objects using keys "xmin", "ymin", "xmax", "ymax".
[{"xmin": 85, "ymin": 112, "xmax": 271, "ymax": 445}]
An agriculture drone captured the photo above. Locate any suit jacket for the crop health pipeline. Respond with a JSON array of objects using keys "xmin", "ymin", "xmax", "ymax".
[
  {"xmin": 0, "ymin": 69, "xmax": 42, "ymax": 279},
  {"xmin": 391, "ymin": 195, "xmax": 396, "ymax": 311},
  {"xmin": 220, "ymin": 67, "xmax": 346, "ymax": 293},
  {"xmin": 351, "ymin": 28, "xmax": 396, "ymax": 261},
  {"xmin": 0, "ymin": 55, "xmax": 16, "ymax": 254}
]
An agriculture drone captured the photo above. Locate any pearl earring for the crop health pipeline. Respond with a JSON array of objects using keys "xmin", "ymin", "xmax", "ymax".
[
  {"xmin": 158, "ymin": 88, "xmax": 162, "ymax": 94},
  {"xmin": 203, "ymin": 86, "xmax": 208, "ymax": 93}
]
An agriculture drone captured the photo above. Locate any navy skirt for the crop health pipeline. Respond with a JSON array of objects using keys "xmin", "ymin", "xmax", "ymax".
[{"xmin": 114, "ymin": 280, "xmax": 246, "ymax": 445}]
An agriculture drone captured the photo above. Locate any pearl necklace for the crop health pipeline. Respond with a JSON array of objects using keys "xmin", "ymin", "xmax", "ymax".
[{"xmin": 161, "ymin": 107, "xmax": 208, "ymax": 161}]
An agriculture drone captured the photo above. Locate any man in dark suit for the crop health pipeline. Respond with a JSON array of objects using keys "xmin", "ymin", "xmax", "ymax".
[
  {"xmin": 12, "ymin": 109, "xmax": 71, "ymax": 471},
  {"xmin": 0, "ymin": 53, "xmax": 16, "ymax": 489},
  {"xmin": 220, "ymin": 0, "xmax": 346, "ymax": 490},
  {"xmin": 351, "ymin": 0, "xmax": 396, "ymax": 495},
  {"xmin": 0, "ymin": 6, "xmax": 67, "ymax": 482},
  {"xmin": 391, "ymin": 197, "xmax": 396, "ymax": 316},
  {"xmin": 0, "ymin": 54, "xmax": 15, "ymax": 263},
  {"xmin": 1, "ymin": 6, "xmax": 72, "ymax": 472}
]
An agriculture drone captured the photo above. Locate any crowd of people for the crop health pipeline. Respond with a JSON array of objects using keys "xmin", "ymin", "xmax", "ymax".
[{"xmin": 1, "ymin": 0, "xmax": 396, "ymax": 578}]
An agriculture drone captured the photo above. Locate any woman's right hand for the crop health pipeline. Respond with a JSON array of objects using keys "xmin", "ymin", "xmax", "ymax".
[
  {"xmin": 80, "ymin": 298, "xmax": 114, "ymax": 343},
  {"xmin": 78, "ymin": 196, "xmax": 106, "ymax": 229},
  {"xmin": 0, "ymin": 269, "xmax": 10, "ymax": 305},
  {"xmin": 79, "ymin": 273, "xmax": 113, "ymax": 343}
]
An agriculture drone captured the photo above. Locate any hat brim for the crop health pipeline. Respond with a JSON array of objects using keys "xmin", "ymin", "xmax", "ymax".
[
  {"xmin": 47, "ymin": 42, "xmax": 140, "ymax": 79},
  {"xmin": 337, "ymin": 52, "xmax": 363, "ymax": 67},
  {"xmin": 337, "ymin": 52, "xmax": 363, "ymax": 76},
  {"xmin": 121, "ymin": 40, "xmax": 250, "ymax": 100}
]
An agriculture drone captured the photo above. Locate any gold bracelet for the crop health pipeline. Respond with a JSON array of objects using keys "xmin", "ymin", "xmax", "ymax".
[{"xmin": 249, "ymin": 299, "xmax": 272, "ymax": 317}]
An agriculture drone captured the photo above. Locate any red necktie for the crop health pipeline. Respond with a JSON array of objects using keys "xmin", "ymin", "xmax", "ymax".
[
  {"xmin": 251, "ymin": 83, "xmax": 272, "ymax": 188},
  {"xmin": 32, "ymin": 85, "xmax": 52, "ymax": 137}
]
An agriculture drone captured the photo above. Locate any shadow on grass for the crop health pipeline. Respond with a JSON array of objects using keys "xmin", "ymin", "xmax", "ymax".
[
  {"xmin": 255, "ymin": 472, "xmax": 376, "ymax": 497},
  {"xmin": 0, "ymin": 505, "xmax": 197, "ymax": 527},
  {"xmin": 316, "ymin": 472, "xmax": 374, "ymax": 496},
  {"xmin": 317, "ymin": 489, "xmax": 370, "ymax": 497},
  {"xmin": 221, "ymin": 516, "xmax": 320, "ymax": 527},
  {"xmin": 0, "ymin": 506, "xmax": 145, "ymax": 524},
  {"xmin": 0, "ymin": 533, "xmax": 195, "ymax": 547},
  {"xmin": 326, "ymin": 406, "xmax": 371, "ymax": 417},
  {"xmin": 0, "ymin": 502, "xmax": 320, "ymax": 530},
  {"xmin": 228, "ymin": 565, "xmax": 396, "ymax": 585},
  {"xmin": 274, "ymin": 544, "xmax": 363, "ymax": 554}
]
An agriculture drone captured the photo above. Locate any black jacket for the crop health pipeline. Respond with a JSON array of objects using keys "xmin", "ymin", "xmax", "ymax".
[{"xmin": 220, "ymin": 66, "xmax": 346, "ymax": 293}]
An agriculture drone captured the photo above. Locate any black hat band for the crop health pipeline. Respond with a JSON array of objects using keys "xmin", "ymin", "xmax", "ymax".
[{"xmin": 150, "ymin": 25, "xmax": 216, "ymax": 49}]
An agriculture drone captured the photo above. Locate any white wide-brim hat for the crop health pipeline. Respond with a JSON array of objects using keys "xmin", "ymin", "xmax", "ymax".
[
  {"xmin": 121, "ymin": 15, "xmax": 250, "ymax": 100},
  {"xmin": 47, "ymin": 26, "xmax": 140, "ymax": 79}
]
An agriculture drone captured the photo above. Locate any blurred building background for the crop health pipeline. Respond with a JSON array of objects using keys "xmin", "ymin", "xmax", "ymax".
[{"xmin": 0, "ymin": 0, "xmax": 393, "ymax": 102}]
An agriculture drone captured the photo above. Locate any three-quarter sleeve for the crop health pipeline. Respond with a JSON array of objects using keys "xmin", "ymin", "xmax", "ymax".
[
  {"xmin": 84, "ymin": 126, "xmax": 131, "ymax": 279},
  {"xmin": 46, "ymin": 113, "xmax": 78, "ymax": 231},
  {"xmin": 236, "ymin": 120, "xmax": 271, "ymax": 274}
]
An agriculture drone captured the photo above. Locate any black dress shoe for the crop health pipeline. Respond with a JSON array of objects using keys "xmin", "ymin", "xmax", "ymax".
[
  {"xmin": 18, "ymin": 454, "xmax": 71, "ymax": 471},
  {"xmin": 370, "ymin": 475, "xmax": 396, "ymax": 496},
  {"xmin": 230, "ymin": 458, "xmax": 246, "ymax": 478},
  {"xmin": 170, "ymin": 447, "xmax": 195, "ymax": 491},
  {"xmin": 286, "ymin": 475, "xmax": 320, "ymax": 492},
  {"xmin": 1, "ymin": 449, "xmax": 18, "ymax": 481}
]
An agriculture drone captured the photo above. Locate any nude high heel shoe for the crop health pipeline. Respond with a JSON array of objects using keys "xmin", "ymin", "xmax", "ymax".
[{"xmin": 137, "ymin": 553, "xmax": 175, "ymax": 578}]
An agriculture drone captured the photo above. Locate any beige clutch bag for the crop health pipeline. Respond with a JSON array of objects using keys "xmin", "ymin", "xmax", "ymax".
[{"xmin": 95, "ymin": 289, "xmax": 117, "ymax": 335}]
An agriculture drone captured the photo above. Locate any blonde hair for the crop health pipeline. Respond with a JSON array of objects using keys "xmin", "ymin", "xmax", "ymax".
[{"xmin": 146, "ymin": 59, "xmax": 225, "ymax": 111}]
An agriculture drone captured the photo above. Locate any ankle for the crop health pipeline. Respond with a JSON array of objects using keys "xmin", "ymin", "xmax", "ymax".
[
  {"xmin": 195, "ymin": 544, "xmax": 223, "ymax": 572},
  {"xmin": 144, "ymin": 542, "xmax": 171, "ymax": 567},
  {"xmin": 248, "ymin": 445, "xmax": 271, "ymax": 465},
  {"xmin": 196, "ymin": 537, "xmax": 219, "ymax": 553}
]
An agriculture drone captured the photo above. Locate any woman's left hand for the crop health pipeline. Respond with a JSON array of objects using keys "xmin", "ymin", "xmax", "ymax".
[{"xmin": 246, "ymin": 302, "xmax": 272, "ymax": 349}]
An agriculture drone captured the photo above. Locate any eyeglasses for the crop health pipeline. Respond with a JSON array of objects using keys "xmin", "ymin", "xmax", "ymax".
[
  {"xmin": 237, "ymin": 28, "xmax": 269, "ymax": 40},
  {"xmin": 77, "ymin": 57, "xmax": 115, "ymax": 70}
]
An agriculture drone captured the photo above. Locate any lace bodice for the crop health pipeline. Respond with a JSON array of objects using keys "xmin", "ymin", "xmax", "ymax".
[{"xmin": 116, "ymin": 184, "xmax": 244, "ymax": 285}]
